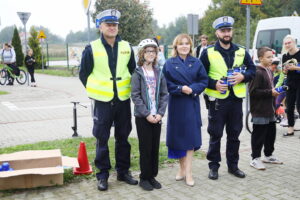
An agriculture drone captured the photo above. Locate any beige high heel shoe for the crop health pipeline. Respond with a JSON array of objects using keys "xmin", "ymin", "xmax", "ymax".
[
  {"xmin": 185, "ymin": 174, "xmax": 194, "ymax": 187},
  {"xmin": 175, "ymin": 171, "xmax": 185, "ymax": 181},
  {"xmin": 175, "ymin": 175, "xmax": 185, "ymax": 181}
]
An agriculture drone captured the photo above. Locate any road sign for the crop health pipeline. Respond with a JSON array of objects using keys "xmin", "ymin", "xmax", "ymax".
[
  {"xmin": 83, "ymin": 0, "xmax": 91, "ymax": 14},
  {"xmin": 187, "ymin": 14, "xmax": 199, "ymax": 35},
  {"xmin": 83, "ymin": 0, "xmax": 92, "ymax": 43},
  {"xmin": 17, "ymin": 12, "xmax": 31, "ymax": 25},
  {"xmin": 38, "ymin": 30, "xmax": 47, "ymax": 39},
  {"xmin": 240, "ymin": 0, "xmax": 262, "ymax": 5}
]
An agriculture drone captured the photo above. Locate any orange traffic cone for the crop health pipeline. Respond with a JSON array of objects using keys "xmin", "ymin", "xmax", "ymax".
[{"xmin": 73, "ymin": 141, "xmax": 93, "ymax": 175}]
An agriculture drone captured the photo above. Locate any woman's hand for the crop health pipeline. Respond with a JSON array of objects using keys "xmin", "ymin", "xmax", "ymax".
[{"xmin": 182, "ymin": 85, "xmax": 193, "ymax": 95}]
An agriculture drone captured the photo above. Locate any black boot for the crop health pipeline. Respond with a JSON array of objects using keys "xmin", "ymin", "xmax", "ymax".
[
  {"xmin": 149, "ymin": 178, "xmax": 162, "ymax": 189},
  {"xmin": 208, "ymin": 169, "xmax": 218, "ymax": 180},
  {"xmin": 97, "ymin": 179, "xmax": 108, "ymax": 191},
  {"xmin": 139, "ymin": 179, "xmax": 153, "ymax": 191},
  {"xmin": 117, "ymin": 173, "xmax": 138, "ymax": 185}
]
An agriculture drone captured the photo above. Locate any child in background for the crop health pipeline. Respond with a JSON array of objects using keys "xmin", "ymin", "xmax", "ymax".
[
  {"xmin": 269, "ymin": 57, "xmax": 288, "ymax": 126},
  {"xmin": 249, "ymin": 47, "xmax": 283, "ymax": 170},
  {"xmin": 25, "ymin": 49, "xmax": 37, "ymax": 87}
]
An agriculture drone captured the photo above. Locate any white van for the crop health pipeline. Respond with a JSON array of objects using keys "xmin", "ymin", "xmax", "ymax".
[{"xmin": 252, "ymin": 16, "xmax": 300, "ymax": 64}]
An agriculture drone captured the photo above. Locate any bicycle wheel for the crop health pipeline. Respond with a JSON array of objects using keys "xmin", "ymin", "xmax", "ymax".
[
  {"xmin": 72, "ymin": 65, "xmax": 80, "ymax": 77},
  {"xmin": 245, "ymin": 110, "xmax": 253, "ymax": 134},
  {"xmin": 0, "ymin": 69, "xmax": 8, "ymax": 85},
  {"xmin": 16, "ymin": 69, "xmax": 27, "ymax": 85}
]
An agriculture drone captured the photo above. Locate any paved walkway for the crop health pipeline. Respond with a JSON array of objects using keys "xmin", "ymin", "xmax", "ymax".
[{"xmin": 0, "ymin": 74, "xmax": 299, "ymax": 200}]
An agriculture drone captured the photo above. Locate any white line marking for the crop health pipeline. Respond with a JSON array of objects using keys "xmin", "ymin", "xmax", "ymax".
[
  {"xmin": 1, "ymin": 101, "xmax": 19, "ymax": 111},
  {"xmin": 1, "ymin": 102, "xmax": 90, "ymax": 111},
  {"xmin": 18, "ymin": 103, "xmax": 90, "ymax": 111}
]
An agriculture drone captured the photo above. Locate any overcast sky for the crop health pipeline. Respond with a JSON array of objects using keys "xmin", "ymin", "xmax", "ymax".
[{"xmin": 0, "ymin": 0, "xmax": 212, "ymax": 38}]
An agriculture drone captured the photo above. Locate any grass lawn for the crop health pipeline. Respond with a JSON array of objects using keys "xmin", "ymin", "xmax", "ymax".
[
  {"xmin": 1, "ymin": 64, "xmax": 73, "ymax": 77},
  {"xmin": 35, "ymin": 68, "xmax": 73, "ymax": 77},
  {"xmin": 0, "ymin": 91, "xmax": 9, "ymax": 95},
  {"xmin": 0, "ymin": 137, "xmax": 205, "ymax": 195},
  {"xmin": 48, "ymin": 57, "xmax": 68, "ymax": 61}
]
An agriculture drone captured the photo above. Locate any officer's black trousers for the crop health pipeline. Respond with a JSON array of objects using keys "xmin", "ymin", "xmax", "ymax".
[
  {"xmin": 207, "ymin": 97, "xmax": 243, "ymax": 171},
  {"xmin": 93, "ymin": 99, "xmax": 132, "ymax": 180},
  {"xmin": 135, "ymin": 117, "xmax": 161, "ymax": 180},
  {"xmin": 251, "ymin": 122, "xmax": 276, "ymax": 159},
  {"xmin": 285, "ymin": 86, "xmax": 300, "ymax": 127}
]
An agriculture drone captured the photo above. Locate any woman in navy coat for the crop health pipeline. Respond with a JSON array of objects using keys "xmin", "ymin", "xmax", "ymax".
[{"xmin": 163, "ymin": 34, "xmax": 208, "ymax": 186}]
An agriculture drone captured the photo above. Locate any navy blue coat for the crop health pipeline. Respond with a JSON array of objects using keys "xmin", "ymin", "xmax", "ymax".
[{"xmin": 163, "ymin": 55, "xmax": 208, "ymax": 151}]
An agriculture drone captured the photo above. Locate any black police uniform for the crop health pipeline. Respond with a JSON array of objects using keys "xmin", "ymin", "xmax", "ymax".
[
  {"xmin": 200, "ymin": 41, "xmax": 256, "ymax": 171},
  {"xmin": 79, "ymin": 34, "xmax": 136, "ymax": 180}
]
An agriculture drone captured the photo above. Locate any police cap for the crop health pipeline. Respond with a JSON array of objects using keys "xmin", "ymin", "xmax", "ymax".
[
  {"xmin": 212, "ymin": 16, "xmax": 234, "ymax": 30},
  {"xmin": 96, "ymin": 9, "xmax": 121, "ymax": 28}
]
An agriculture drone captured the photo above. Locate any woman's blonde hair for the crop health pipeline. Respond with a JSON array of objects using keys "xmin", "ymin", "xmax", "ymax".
[
  {"xmin": 171, "ymin": 34, "xmax": 193, "ymax": 57},
  {"xmin": 27, "ymin": 49, "xmax": 33, "ymax": 54},
  {"xmin": 281, "ymin": 34, "xmax": 297, "ymax": 54},
  {"xmin": 137, "ymin": 46, "xmax": 158, "ymax": 67}
]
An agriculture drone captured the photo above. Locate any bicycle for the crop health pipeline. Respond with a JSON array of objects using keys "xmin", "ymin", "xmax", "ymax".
[
  {"xmin": 0, "ymin": 64, "xmax": 27, "ymax": 85},
  {"xmin": 245, "ymin": 106, "xmax": 299, "ymax": 134},
  {"xmin": 70, "ymin": 55, "xmax": 81, "ymax": 77},
  {"xmin": 245, "ymin": 106, "xmax": 284, "ymax": 134},
  {"xmin": 71, "ymin": 64, "xmax": 80, "ymax": 77}
]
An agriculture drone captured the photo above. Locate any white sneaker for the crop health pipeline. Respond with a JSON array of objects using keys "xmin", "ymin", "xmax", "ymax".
[
  {"xmin": 280, "ymin": 118, "xmax": 288, "ymax": 127},
  {"xmin": 250, "ymin": 158, "xmax": 266, "ymax": 170},
  {"xmin": 262, "ymin": 155, "xmax": 283, "ymax": 164}
]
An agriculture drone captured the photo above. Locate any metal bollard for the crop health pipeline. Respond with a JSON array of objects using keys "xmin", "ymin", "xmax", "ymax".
[{"xmin": 71, "ymin": 101, "xmax": 87, "ymax": 138}]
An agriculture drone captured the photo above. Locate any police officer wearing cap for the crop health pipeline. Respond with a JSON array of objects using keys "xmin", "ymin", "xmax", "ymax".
[
  {"xmin": 79, "ymin": 9, "xmax": 138, "ymax": 191},
  {"xmin": 200, "ymin": 16, "xmax": 256, "ymax": 180}
]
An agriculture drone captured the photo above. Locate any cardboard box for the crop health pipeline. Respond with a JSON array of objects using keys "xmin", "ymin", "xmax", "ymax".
[{"xmin": 0, "ymin": 149, "xmax": 78, "ymax": 190}]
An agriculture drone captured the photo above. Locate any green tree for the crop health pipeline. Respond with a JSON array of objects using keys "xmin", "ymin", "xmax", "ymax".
[
  {"xmin": 0, "ymin": 26, "xmax": 15, "ymax": 44},
  {"xmin": 28, "ymin": 26, "xmax": 43, "ymax": 69},
  {"xmin": 200, "ymin": 0, "xmax": 300, "ymax": 47},
  {"xmin": 152, "ymin": 17, "xmax": 188, "ymax": 46},
  {"xmin": 66, "ymin": 28, "xmax": 99, "ymax": 43},
  {"xmin": 11, "ymin": 27, "xmax": 24, "ymax": 66},
  {"xmin": 92, "ymin": 0, "xmax": 153, "ymax": 45}
]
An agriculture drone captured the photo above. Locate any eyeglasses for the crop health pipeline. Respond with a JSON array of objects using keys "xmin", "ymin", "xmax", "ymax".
[
  {"xmin": 145, "ymin": 50, "xmax": 156, "ymax": 54},
  {"xmin": 284, "ymin": 41, "xmax": 292, "ymax": 45}
]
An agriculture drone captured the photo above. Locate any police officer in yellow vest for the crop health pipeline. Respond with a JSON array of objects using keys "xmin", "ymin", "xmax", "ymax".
[
  {"xmin": 79, "ymin": 9, "xmax": 137, "ymax": 191},
  {"xmin": 200, "ymin": 16, "xmax": 256, "ymax": 180}
]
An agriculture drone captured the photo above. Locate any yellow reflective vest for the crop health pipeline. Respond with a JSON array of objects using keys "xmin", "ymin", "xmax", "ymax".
[
  {"xmin": 204, "ymin": 46, "xmax": 246, "ymax": 99},
  {"xmin": 86, "ymin": 39, "xmax": 132, "ymax": 102}
]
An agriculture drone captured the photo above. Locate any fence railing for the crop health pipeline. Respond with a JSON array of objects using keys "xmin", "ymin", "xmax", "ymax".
[{"xmin": 44, "ymin": 43, "xmax": 173, "ymax": 69}]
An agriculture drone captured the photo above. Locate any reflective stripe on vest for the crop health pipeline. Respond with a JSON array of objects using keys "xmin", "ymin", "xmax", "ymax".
[
  {"xmin": 204, "ymin": 47, "xmax": 246, "ymax": 99},
  {"xmin": 86, "ymin": 39, "xmax": 132, "ymax": 102}
]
